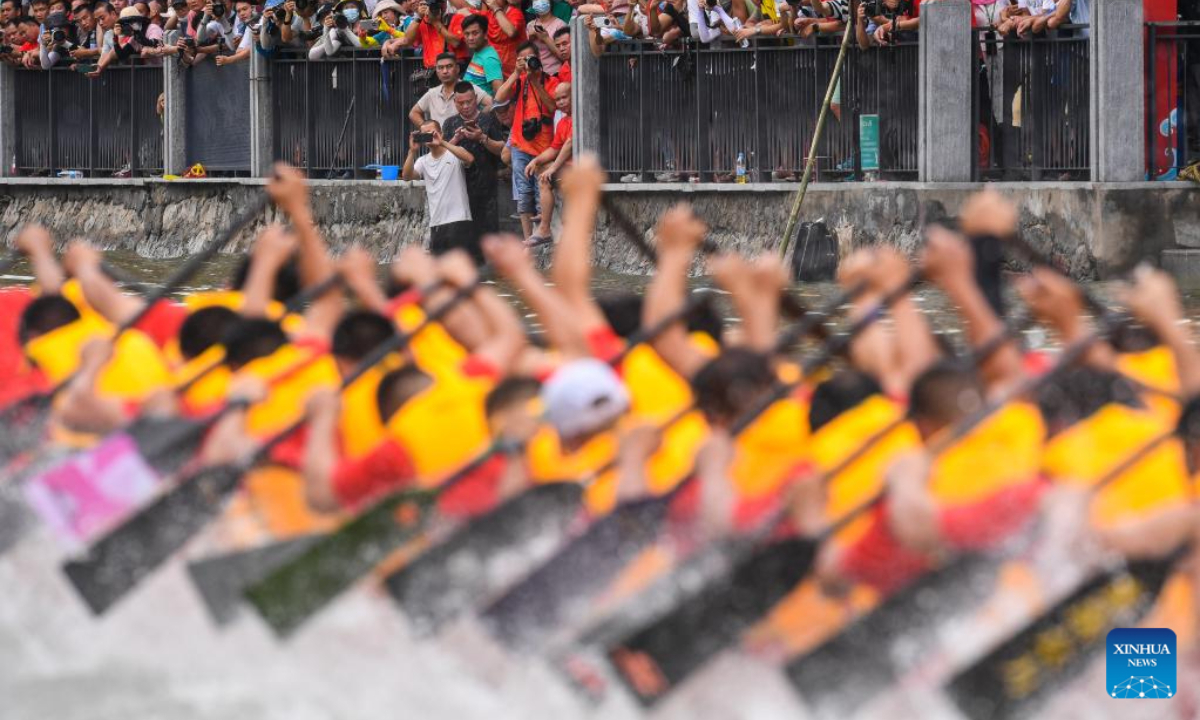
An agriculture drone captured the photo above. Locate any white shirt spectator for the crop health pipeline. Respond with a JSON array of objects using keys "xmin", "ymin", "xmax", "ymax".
[{"xmin": 412, "ymin": 151, "xmax": 472, "ymax": 227}]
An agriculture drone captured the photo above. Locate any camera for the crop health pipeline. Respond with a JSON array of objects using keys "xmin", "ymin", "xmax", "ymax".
[
  {"xmin": 524, "ymin": 54, "xmax": 541, "ymax": 72},
  {"xmin": 334, "ymin": 12, "xmax": 349, "ymax": 28},
  {"xmin": 211, "ymin": 1, "xmax": 226, "ymax": 16},
  {"xmin": 414, "ymin": 131, "xmax": 434, "ymax": 144},
  {"xmin": 425, "ymin": 0, "xmax": 444, "ymax": 17},
  {"xmin": 0, "ymin": 44, "xmax": 12, "ymax": 54},
  {"xmin": 592, "ymin": 15, "xmax": 612, "ymax": 28},
  {"xmin": 52, "ymin": 28, "xmax": 68, "ymax": 43},
  {"xmin": 521, "ymin": 116, "xmax": 548, "ymax": 142}
]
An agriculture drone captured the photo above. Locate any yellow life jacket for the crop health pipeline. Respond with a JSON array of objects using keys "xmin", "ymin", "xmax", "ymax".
[
  {"xmin": 1116, "ymin": 346, "xmax": 1180, "ymax": 423},
  {"xmin": 816, "ymin": 395, "xmax": 922, "ymax": 546},
  {"xmin": 24, "ymin": 315, "xmax": 172, "ymax": 402},
  {"xmin": 58, "ymin": 279, "xmax": 106, "ymax": 325},
  {"xmin": 339, "ymin": 365, "xmax": 390, "ymax": 461},
  {"xmin": 386, "ymin": 372, "xmax": 493, "ymax": 483},
  {"xmin": 391, "ymin": 302, "xmax": 469, "ymax": 379},
  {"xmin": 172, "ymin": 345, "xmax": 231, "ymax": 412},
  {"xmin": 729, "ymin": 396, "xmax": 810, "ymax": 501},
  {"xmin": 526, "ymin": 425, "xmax": 620, "ymax": 514},
  {"xmin": 183, "ymin": 290, "xmax": 304, "ymax": 334},
  {"xmin": 1042, "ymin": 403, "xmax": 1190, "ymax": 527},
  {"xmin": 928, "ymin": 402, "xmax": 1045, "ymax": 506},
  {"xmin": 240, "ymin": 344, "xmax": 341, "ymax": 439}
]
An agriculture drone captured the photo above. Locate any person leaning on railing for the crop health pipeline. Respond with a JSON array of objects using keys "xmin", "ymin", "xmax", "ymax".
[
  {"xmin": 996, "ymin": 0, "xmax": 1071, "ymax": 38},
  {"xmin": 212, "ymin": 0, "xmax": 254, "ymax": 65},
  {"xmin": 87, "ymin": 5, "xmax": 165, "ymax": 77},
  {"xmin": 307, "ymin": 0, "xmax": 365, "ymax": 60},
  {"xmin": 855, "ymin": 0, "xmax": 918, "ymax": 50}
]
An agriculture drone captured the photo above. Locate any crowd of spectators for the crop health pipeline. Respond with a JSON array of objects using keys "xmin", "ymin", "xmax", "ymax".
[{"xmin": 0, "ymin": 0, "xmax": 1196, "ymax": 187}]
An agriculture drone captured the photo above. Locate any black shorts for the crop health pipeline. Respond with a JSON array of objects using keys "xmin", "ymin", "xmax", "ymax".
[{"xmin": 429, "ymin": 220, "xmax": 483, "ymax": 265}]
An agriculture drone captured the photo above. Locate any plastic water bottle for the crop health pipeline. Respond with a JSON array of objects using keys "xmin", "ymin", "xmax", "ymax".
[{"xmin": 735, "ymin": 152, "xmax": 748, "ymax": 184}]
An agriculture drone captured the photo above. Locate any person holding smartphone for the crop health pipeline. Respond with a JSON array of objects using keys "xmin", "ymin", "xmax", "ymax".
[{"xmin": 402, "ymin": 121, "xmax": 481, "ymax": 262}]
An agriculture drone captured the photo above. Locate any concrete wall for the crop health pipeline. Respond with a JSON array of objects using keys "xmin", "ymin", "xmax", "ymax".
[{"xmin": 1, "ymin": 179, "xmax": 1198, "ymax": 280}]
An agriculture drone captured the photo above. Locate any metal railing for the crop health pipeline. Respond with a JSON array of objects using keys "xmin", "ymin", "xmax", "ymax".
[
  {"xmin": 1146, "ymin": 21, "xmax": 1200, "ymax": 180},
  {"xmin": 972, "ymin": 25, "xmax": 1091, "ymax": 181},
  {"xmin": 597, "ymin": 36, "xmax": 919, "ymax": 183},
  {"xmin": 271, "ymin": 49, "xmax": 426, "ymax": 178},
  {"xmin": 13, "ymin": 59, "xmax": 164, "ymax": 177}
]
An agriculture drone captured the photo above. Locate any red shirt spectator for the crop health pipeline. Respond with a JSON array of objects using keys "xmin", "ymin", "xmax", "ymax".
[{"xmin": 484, "ymin": 0, "xmax": 524, "ymax": 75}]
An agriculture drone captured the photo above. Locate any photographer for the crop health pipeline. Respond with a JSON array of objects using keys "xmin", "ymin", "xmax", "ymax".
[
  {"xmin": 494, "ymin": 42, "xmax": 556, "ymax": 243},
  {"xmin": 213, "ymin": 0, "xmax": 254, "ymax": 65},
  {"xmin": 401, "ymin": 120, "xmax": 479, "ymax": 260},
  {"xmin": 264, "ymin": 0, "xmax": 317, "ymax": 48},
  {"xmin": 382, "ymin": 0, "xmax": 462, "ymax": 70},
  {"xmin": 38, "ymin": 10, "xmax": 75, "ymax": 68},
  {"xmin": 855, "ymin": 0, "xmax": 918, "ymax": 50},
  {"xmin": 88, "ymin": 5, "xmax": 164, "ymax": 76},
  {"xmin": 307, "ymin": 0, "xmax": 365, "ymax": 60},
  {"xmin": 65, "ymin": 2, "xmax": 100, "ymax": 59}
]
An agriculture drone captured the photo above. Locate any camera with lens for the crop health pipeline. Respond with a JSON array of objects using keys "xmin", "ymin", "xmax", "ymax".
[
  {"xmin": 0, "ymin": 44, "xmax": 13, "ymax": 55},
  {"xmin": 334, "ymin": 11, "xmax": 349, "ymax": 28},
  {"xmin": 211, "ymin": 1, "xmax": 227, "ymax": 16},
  {"xmin": 524, "ymin": 54, "xmax": 541, "ymax": 72},
  {"xmin": 425, "ymin": 0, "xmax": 444, "ymax": 18},
  {"xmin": 520, "ymin": 116, "xmax": 549, "ymax": 142}
]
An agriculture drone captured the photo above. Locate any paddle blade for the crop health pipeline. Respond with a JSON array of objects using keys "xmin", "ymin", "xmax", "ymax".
[
  {"xmin": 0, "ymin": 393, "xmax": 53, "ymax": 467},
  {"xmin": 61, "ymin": 464, "xmax": 243, "ymax": 615},
  {"xmin": 383, "ymin": 483, "xmax": 584, "ymax": 637},
  {"xmin": 785, "ymin": 555, "xmax": 997, "ymax": 719},
  {"xmin": 126, "ymin": 416, "xmax": 210, "ymax": 476},
  {"xmin": 243, "ymin": 489, "xmax": 436, "ymax": 638},
  {"xmin": 605, "ymin": 537, "xmax": 817, "ymax": 707},
  {"xmin": 479, "ymin": 494, "xmax": 675, "ymax": 652},
  {"xmin": 186, "ymin": 535, "xmax": 324, "ymax": 626},
  {"xmin": 944, "ymin": 555, "xmax": 1178, "ymax": 720}
]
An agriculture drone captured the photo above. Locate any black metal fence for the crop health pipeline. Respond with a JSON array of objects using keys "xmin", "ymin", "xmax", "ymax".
[
  {"xmin": 271, "ymin": 49, "xmax": 427, "ymax": 178},
  {"xmin": 13, "ymin": 60, "xmax": 164, "ymax": 177},
  {"xmin": 597, "ymin": 36, "xmax": 919, "ymax": 182},
  {"xmin": 972, "ymin": 26, "xmax": 1091, "ymax": 181},
  {"xmin": 1146, "ymin": 21, "xmax": 1200, "ymax": 179},
  {"xmin": 185, "ymin": 60, "xmax": 252, "ymax": 174}
]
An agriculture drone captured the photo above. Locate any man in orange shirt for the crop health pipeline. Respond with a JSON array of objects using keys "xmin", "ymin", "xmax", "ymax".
[
  {"xmin": 482, "ymin": 0, "xmax": 523, "ymax": 74},
  {"xmin": 494, "ymin": 41, "xmax": 556, "ymax": 243}
]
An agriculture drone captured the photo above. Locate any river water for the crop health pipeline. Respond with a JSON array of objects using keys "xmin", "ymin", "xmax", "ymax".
[{"xmin": 0, "ymin": 251, "xmax": 1192, "ymax": 720}]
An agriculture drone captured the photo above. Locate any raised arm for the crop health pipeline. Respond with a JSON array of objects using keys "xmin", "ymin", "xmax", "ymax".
[
  {"xmin": 1122, "ymin": 267, "xmax": 1200, "ymax": 397},
  {"xmin": 438, "ymin": 246, "xmax": 527, "ymax": 373},
  {"xmin": 485, "ymin": 231, "xmax": 591, "ymax": 359},
  {"xmin": 240, "ymin": 224, "xmax": 299, "ymax": 319},
  {"xmin": 548, "ymin": 153, "xmax": 609, "ymax": 334},
  {"xmin": 14, "ymin": 224, "xmax": 65, "ymax": 295},
  {"xmin": 267, "ymin": 162, "xmax": 344, "ymax": 340},
  {"xmin": 643, "ymin": 204, "xmax": 710, "ymax": 380},
  {"xmin": 63, "ymin": 241, "xmax": 144, "ymax": 326}
]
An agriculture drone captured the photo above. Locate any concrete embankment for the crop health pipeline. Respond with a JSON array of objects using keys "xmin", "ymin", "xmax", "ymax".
[{"xmin": 1, "ymin": 178, "xmax": 1198, "ymax": 281}]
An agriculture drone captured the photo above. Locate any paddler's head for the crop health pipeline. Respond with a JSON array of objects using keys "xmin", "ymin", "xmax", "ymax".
[
  {"xmin": 809, "ymin": 370, "xmax": 884, "ymax": 434},
  {"xmin": 179, "ymin": 305, "xmax": 238, "ymax": 361},
  {"xmin": 1176, "ymin": 396, "xmax": 1200, "ymax": 476},
  {"xmin": 1035, "ymin": 366, "xmax": 1141, "ymax": 438},
  {"xmin": 542, "ymin": 358, "xmax": 629, "ymax": 452},
  {"xmin": 907, "ymin": 360, "xmax": 984, "ymax": 441},
  {"xmin": 18, "ymin": 294, "xmax": 80, "ymax": 345},
  {"xmin": 690, "ymin": 347, "xmax": 775, "ymax": 430},
  {"xmin": 332, "ymin": 310, "xmax": 396, "ymax": 378},
  {"xmin": 376, "ymin": 364, "xmax": 433, "ymax": 423},
  {"xmin": 220, "ymin": 317, "xmax": 288, "ymax": 371},
  {"xmin": 597, "ymin": 293, "xmax": 644, "ymax": 339},
  {"xmin": 230, "ymin": 253, "xmax": 301, "ymax": 304},
  {"xmin": 485, "ymin": 375, "xmax": 542, "ymax": 444}
]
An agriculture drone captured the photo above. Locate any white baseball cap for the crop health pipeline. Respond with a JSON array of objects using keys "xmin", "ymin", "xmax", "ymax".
[{"xmin": 541, "ymin": 358, "xmax": 630, "ymax": 439}]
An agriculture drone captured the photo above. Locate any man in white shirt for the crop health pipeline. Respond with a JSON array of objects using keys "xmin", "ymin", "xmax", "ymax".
[
  {"xmin": 409, "ymin": 51, "xmax": 491, "ymax": 128},
  {"xmin": 402, "ymin": 120, "xmax": 480, "ymax": 261}
]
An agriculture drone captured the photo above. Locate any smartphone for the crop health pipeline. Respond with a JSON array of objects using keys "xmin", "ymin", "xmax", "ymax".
[
  {"xmin": 414, "ymin": 131, "xmax": 434, "ymax": 144},
  {"xmin": 360, "ymin": 18, "xmax": 379, "ymax": 32}
]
